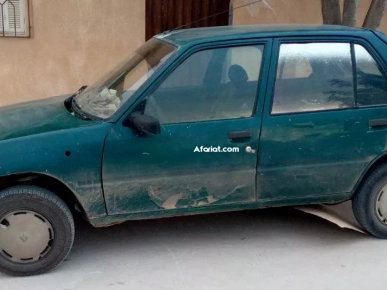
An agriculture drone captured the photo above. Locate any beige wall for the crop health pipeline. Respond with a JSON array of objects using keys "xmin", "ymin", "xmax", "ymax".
[
  {"xmin": 0, "ymin": 0, "xmax": 386, "ymax": 107},
  {"xmin": 232, "ymin": 0, "xmax": 387, "ymax": 33},
  {"xmin": 0, "ymin": 0, "xmax": 145, "ymax": 106}
]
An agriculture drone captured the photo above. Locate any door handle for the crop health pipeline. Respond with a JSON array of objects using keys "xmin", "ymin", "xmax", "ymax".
[
  {"xmin": 228, "ymin": 130, "xmax": 251, "ymax": 140},
  {"xmin": 369, "ymin": 119, "xmax": 387, "ymax": 128}
]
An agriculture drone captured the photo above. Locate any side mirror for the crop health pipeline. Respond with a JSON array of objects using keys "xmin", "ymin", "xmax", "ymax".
[{"xmin": 123, "ymin": 112, "xmax": 161, "ymax": 135}]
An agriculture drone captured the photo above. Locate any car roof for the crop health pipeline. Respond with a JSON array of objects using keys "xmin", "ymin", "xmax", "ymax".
[{"xmin": 156, "ymin": 24, "xmax": 368, "ymax": 46}]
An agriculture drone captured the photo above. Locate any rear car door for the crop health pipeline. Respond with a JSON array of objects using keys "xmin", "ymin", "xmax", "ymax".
[
  {"xmin": 102, "ymin": 39, "xmax": 272, "ymax": 215},
  {"xmin": 258, "ymin": 37, "xmax": 387, "ymax": 204}
]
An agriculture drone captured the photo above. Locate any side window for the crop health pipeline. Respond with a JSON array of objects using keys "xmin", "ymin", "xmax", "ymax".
[
  {"xmin": 144, "ymin": 45, "xmax": 264, "ymax": 124},
  {"xmin": 355, "ymin": 44, "xmax": 387, "ymax": 106},
  {"xmin": 272, "ymin": 43, "xmax": 354, "ymax": 115}
]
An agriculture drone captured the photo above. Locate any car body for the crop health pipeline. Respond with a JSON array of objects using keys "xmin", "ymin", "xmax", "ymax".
[{"xmin": 1, "ymin": 24, "xmax": 387, "ymax": 276}]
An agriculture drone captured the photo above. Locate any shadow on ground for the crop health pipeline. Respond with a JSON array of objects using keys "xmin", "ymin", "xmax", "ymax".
[{"xmin": 73, "ymin": 206, "xmax": 365, "ymax": 253}]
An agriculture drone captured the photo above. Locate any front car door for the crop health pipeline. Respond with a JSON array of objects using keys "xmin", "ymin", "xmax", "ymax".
[
  {"xmin": 258, "ymin": 36, "xmax": 387, "ymax": 205},
  {"xmin": 103, "ymin": 39, "xmax": 272, "ymax": 215}
]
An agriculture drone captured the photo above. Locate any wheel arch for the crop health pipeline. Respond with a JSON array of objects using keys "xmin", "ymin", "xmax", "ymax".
[
  {"xmin": 353, "ymin": 153, "xmax": 387, "ymax": 197},
  {"xmin": 0, "ymin": 172, "xmax": 86, "ymax": 218}
]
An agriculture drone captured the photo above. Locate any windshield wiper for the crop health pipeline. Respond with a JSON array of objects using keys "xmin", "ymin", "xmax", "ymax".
[
  {"xmin": 65, "ymin": 85, "xmax": 88, "ymax": 111},
  {"xmin": 64, "ymin": 85, "xmax": 92, "ymax": 120},
  {"xmin": 71, "ymin": 97, "xmax": 92, "ymax": 120},
  {"xmin": 72, "ymin": 85, "xmax": 88, "ymax": 97}
]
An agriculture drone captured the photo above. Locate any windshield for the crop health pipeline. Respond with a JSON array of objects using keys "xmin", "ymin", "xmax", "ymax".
[{"xmin": 75, "ymin": 39, "xmax": 176, "ymax": 119}]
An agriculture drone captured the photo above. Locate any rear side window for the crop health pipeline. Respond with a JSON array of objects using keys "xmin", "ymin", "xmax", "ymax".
[
  {"xmin": 272, "ymin": 43, "xmax": 354, "ymax": 115},
  {"xmin": 355, "ymin": 44, "xmax": 387, "ymax": 106}
]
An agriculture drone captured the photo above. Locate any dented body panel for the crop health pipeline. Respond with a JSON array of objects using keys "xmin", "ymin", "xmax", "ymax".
[{"xmin": 103, "ymin": 119, "xmax": 258, "ymax": 215}]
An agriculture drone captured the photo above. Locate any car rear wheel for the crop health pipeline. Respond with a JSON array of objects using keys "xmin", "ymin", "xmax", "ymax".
[
  {"xmin": 0, "ymin": 186, "xmax": 74, "ymax": 276},
  {"xmin": 352, "ymin": 164, "xmax": 387, "ymax": 238}
]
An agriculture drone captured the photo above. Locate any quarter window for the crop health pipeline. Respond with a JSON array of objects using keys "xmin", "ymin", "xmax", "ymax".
[
  {"xmin": 272, "ymin": 43, "xmax": 354, "ymax": 114},
  {"xmin": 144, "ymin": 45, "xmax": 264, "ymax": 124},
  {"xmin": 355, "ymin": 44, "xmax": 387, "ymax": 106}
]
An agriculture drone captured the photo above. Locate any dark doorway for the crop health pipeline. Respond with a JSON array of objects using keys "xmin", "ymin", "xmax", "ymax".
[{"xmin": 146, "ymin": 0, "xmax": 231, "ymax": 40}]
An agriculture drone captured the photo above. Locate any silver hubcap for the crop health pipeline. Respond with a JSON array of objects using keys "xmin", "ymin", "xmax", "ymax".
[
  {"xmin": 0, "ymin": 210, "xmax": 54, "ymax": 263},
  {"xmin": 376, "ymin": 184, "xmax": 387, "ymax": 224}
]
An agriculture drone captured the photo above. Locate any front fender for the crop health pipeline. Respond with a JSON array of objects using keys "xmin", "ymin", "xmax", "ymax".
[{"xmin": 0, "ymin": 122, "xmax": 113, "ymax": 218}]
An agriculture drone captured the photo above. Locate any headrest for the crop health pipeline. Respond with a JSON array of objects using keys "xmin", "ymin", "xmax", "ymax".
[{"xmin": 228, "ymin": 64, "xmax": 248, "ymax": 84}]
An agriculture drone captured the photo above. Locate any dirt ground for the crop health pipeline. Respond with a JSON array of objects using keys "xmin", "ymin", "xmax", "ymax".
[{"xmin": 1, "ymin": 207, "xmax": 384, "ymax": 290}]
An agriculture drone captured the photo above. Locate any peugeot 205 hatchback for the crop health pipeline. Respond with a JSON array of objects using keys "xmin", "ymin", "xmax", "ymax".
[{"xmin": 1, "ymin": 25, "xmax": 387, "ymax": 276}]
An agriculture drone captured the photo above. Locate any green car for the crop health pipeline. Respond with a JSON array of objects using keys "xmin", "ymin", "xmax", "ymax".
[{"xmin": 1, "ymin": 24, "xmax": 387, "ymax": 276}]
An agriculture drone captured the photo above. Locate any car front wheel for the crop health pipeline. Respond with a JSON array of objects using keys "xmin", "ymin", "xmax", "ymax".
[{"xmin": 0, "ymin": 185, "xmax": 74, "ymax": 276}]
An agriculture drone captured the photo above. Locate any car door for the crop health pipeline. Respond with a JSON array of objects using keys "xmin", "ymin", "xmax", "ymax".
[
  {"xmin": 102, "ymin": 39, "xmax": 272, "ymax": 215},
  {"xmin": 258, "ymin": 37, "xmax": 387, "ymax": 204}
]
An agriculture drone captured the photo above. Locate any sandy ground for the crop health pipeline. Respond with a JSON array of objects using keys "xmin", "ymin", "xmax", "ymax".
[{"xmin": 1, "ymin": 207, "xmax": 386, "ymax": 290}]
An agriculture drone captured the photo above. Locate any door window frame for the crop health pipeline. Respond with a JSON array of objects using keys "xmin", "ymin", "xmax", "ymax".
[
  {"xmin": 265, "ymin": 36, "xmax": 387, "ymax": 117},
  {"xmin": 117, "ymin": 38, "xmax": 273, "ymax": 126}
]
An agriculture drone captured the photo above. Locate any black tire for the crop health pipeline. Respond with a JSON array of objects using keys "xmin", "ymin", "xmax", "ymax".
[
  {"xmin": 0, "ymin": 185, "xmax": 74, "ymax": 276},
  {"xmin": 353, "ymin": 164, "xmax": 387, "ymax": 238}
]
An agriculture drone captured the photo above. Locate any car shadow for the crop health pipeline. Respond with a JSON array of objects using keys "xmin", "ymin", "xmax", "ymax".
[{"xmin": 69, "ymin": 206, "xmax": 368, "ymax": 258}]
